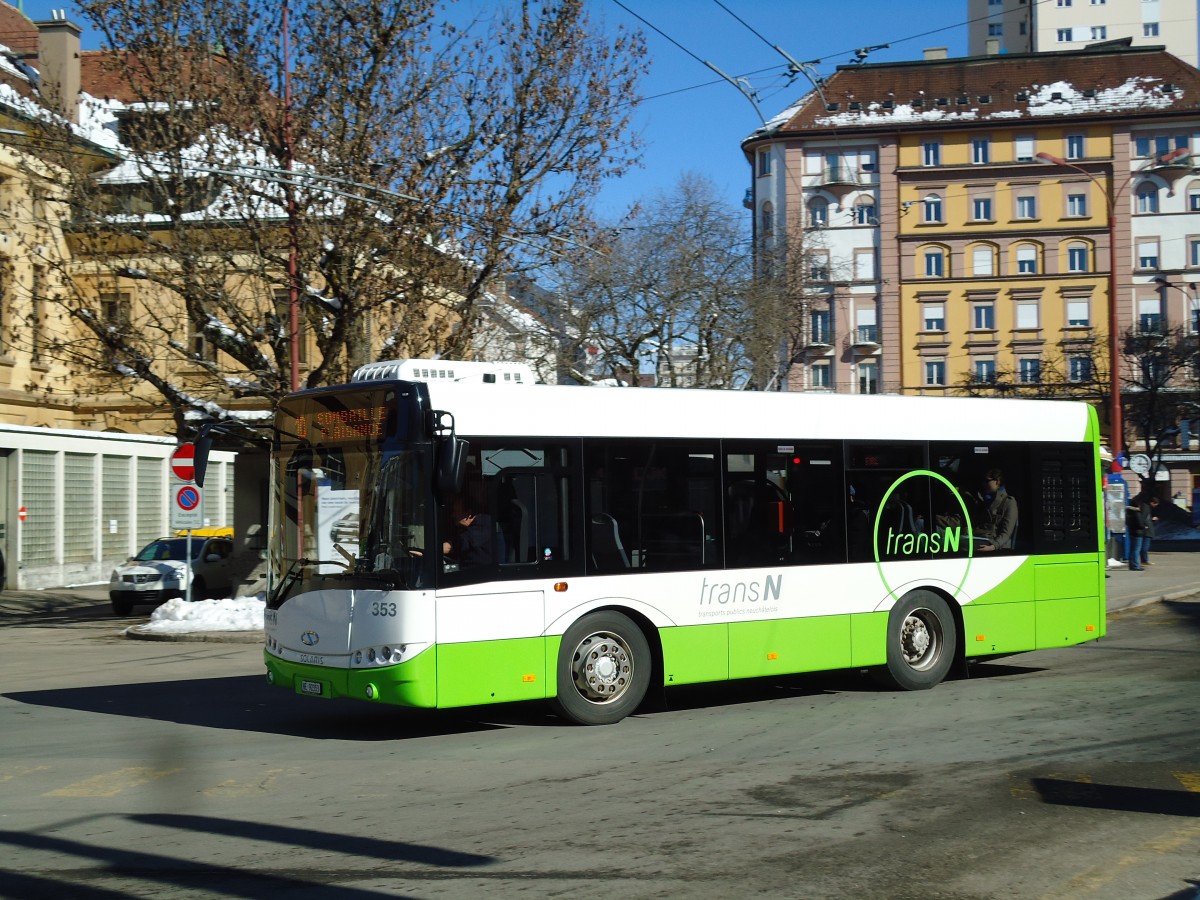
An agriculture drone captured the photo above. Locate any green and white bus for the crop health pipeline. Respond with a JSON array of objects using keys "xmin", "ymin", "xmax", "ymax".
[{"xmin": 262, "ymin": 370, "xmax": 1105, "ymax": 725}]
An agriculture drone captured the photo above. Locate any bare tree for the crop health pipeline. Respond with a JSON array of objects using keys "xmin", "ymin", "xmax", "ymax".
[
  {"xmin": 953, "ymin": 340, "xmax": 1111, "ymax": 404},
  {"xmin": 547, "ymin": 173, "xmax": 758, "ymax": 388},
  {"xmin": 19, "ymin": 0, "xmax": 646, "ymax": 432},
  {"xmin": 1122, "ymin": 325, "xmax": 1200, "ymax": 474}
]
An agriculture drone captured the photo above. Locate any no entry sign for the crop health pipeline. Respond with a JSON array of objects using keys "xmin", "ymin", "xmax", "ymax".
[{"xmin": 171, "ymin": 443, "xmax": 196, "ymax": 482}]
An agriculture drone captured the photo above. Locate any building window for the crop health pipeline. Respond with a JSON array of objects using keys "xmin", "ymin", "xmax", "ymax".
[
  {"xmin": 1066, "ymin": 134, "xmax": 1085, "ymax": 160},
  {"xmin": 855, "ymin": 249, "xmax": 876, "ymax": 281},
  {"xmin": 30, "ymin": 265, "xmax": 46, "ymax": 362},
  {"xmin": 923, "ymin": 304, "xmax": 946, "ymax": 331},
  {"xmin": 1016, "ymin": 302, "xmax": 1039, "ymax": 329},
  {"xmin": 760, "ymin": 201, "xmax": 775, "ymax": 239},
  {"xmin": 1139, "ymin": 298, "xmax": 1162, "ymax": 334},
  {"xmin": 1067, "ymin": 356, "xmax": 1091, "ymax": 382},
  {"xmin": 973, "ymin": 303, "xmax": 995, "ymax": 330},
  {"xmin": 1067, "ymin": 300, "xmax": 1090, "ymax": 326},
  {"xmin": 1067, "ymin": 192, "xmax": 1087, "ymax": 216},
  {"xmin": 974, "ymin": 359, "xmax": 996, "ymax": 383},
  {"xmin": 1057, "ymin": 28, "xmax": 1072, "ymax": 42},
  {"xmin": 1135, "ymin": 134, "xmax": 1187, "ymax": 158},
  {"xmin": 1016, "ymin": 245, "xmax": 1038, "ymax": 274},
  {"xmin": 856, "ymin": 306, "xmax": 878, "ymax": 343},
  {"xmin": 810, "ymin": 309, "xmax": 830, "ymax": 343},
  {"xmin": 972, "ymin": 138, "xmax": 990, "ymax": 164},
  {"xmin": 853, "ymin": 199, "xmax": 877, "ymax": 225},
  {"xmin": 1137, "ymin": 240, "xmax": 1159, "ymax": 269},
  {"xmin": 924, "ymin": 359, "xmax": 946, "ymax": 386},
  {"xmin": 811, "ymin": 363, "xmax": 831, "ymax": 389},
  {"xmin": 1018, "ymin": 357, "xmax": 1041, "ymax": 383},
  {"xmin": 1057, "ymin": 0, "xmax": 1072, "ymax": 6},
  {"xmin": 101, "ymin": 292, "xmax": 131, "ymax": 327},
  {"xmin": 1014, "ymin": 135, "xmax": 1035, "ymax": 162},
  {"xmin": 988, "ymin": 23, "xmax": 1003, "ymax": 36},
  {"xmin": 1068, "ymin": 243, "xmax": 1089, "ymax": 272},
  {"xmin": 922, "ymin": 141, "xmax": 941, "ymax": 167},
  {"xmin": 1189, "ymin": 189, "xmax": 1200, "ymax": 211},
  {"xmin": 972, "ymin": 246, "xmax": 995, "ymax": 276},
  {"xmin": 858, "ymin": 361, "xmax": 879, "ymax": 395},
  {"xmin": 1136, "ymin": 184, "xmax": 1160, "ymax": 214},
  {"xmin": 1090, "ymin": 26, "xmax": 1107, "ymax": 39},
  {"xmin": 809, "ymin": 255, "xmax": 830, "ymax": 282},
  {"xmin": 1016, "ymin": 194, "xmax": 1037, "ymax": 219},
  {"xmin": 923, "ymin": 193, "xmax": 943, "ymax": 223},
  {"xmin": 1190, "ymin": 238, "xmax": 1200, "ymax": 267},
  {"xmin": 1144, "ymin": 22, "xmax": 1159, "ymax": 37},
  {"xmin": 972, "ymin": 196, "xmax": 993, "ymax": 221},
  {"xmin": 1141, "ymin": 355, "xmax": 1164, "ymax": 385},
  {"xmin": 924, "ymin": 250, "xmax": 945, "ymax": 277},
  {"xmin": 808, "ymin": 197, "xmax": 828, "ymax": 227},
  {"xmin": 757, "ymin": 148, "xmax": 772, "ymax": 177}
]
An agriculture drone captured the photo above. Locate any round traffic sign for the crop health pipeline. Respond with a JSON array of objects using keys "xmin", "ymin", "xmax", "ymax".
[
  {"xmin": 171, "ymin": 443, "xmax": 196, "ymax": 481},
  {"xmin": 176, "ymin": 485, "xmax": 201, "ymax": 511}
]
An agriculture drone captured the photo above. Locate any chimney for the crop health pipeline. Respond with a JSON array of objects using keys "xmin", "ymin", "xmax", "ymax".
[
  {"xmin": 923, "ymin": 47, "xmax": 948, "ymax": 60},
  {"xmin": 35, "ymin": 14, "xmax": 82, "ymax": 124}
]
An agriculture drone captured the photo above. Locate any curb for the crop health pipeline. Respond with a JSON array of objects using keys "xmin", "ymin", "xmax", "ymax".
[
  {"xmin": 1109, "ymin": 588, "xmax": 1200, "ymax": 615},
  {"xmin": 124, "ymin": 625, "xmax": 263, "ymax": 644}
]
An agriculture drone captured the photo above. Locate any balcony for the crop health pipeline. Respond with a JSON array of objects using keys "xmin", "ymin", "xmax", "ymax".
[{"xmin": 851, "ymin": 325, "xmax": 881, "ymax": 353}]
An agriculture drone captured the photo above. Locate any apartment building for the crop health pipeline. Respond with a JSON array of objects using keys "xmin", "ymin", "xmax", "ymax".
[
  {"xmin": 742, "ymin": 43, "xmax": 1200, "ymax": 497},
  {"xmin": 967, "ymin": 0, "xmax": 1198, "ymax": 66}
]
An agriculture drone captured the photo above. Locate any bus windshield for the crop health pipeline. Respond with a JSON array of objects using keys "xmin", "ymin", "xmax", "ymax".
[{"xmin": 269, "ymin": 389, "xmax": 434, "ymax": 606}]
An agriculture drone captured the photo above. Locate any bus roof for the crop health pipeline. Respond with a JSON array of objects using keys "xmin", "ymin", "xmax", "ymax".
[
  {"xmin": 420, "ymin": 383, "xmax": 1095, "ymax": 444},
  {"xmin": 353, "ymin": 359, "xmax": 533, "ymax": 385}
]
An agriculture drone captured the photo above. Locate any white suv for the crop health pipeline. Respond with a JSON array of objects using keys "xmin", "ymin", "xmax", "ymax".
[{"xmin": 109, "ymin": 536, "xmax": 235, "ymax": 616}]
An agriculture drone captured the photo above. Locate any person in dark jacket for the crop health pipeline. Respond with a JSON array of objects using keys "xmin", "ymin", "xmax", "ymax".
[
  {"xmin": 1139, "ymin": 493, "xmax": 1159, "ymax": 566},
  {"xmin": 1125, "ymin": 494, "xmax": 1151, "ymax": 571},
  {"xmin": 976, "ymin": 469, "xmax": 1018, "ymax": 552}
]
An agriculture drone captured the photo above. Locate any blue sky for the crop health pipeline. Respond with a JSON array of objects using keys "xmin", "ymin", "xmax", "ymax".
[{"xmin": 12, "ymin": 0, "xmax": 971, "ymax": 219}]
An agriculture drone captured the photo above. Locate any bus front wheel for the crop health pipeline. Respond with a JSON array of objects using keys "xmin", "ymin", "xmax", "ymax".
[
  {"xmin": 552, "ymin": 611, "xmax": 651, "ymax": 725},
  {"xmin": 876, "ymin": 590, "xmax": 957, "ymax": 691}
]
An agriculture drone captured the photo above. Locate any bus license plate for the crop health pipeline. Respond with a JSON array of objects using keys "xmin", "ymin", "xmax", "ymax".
[{"xmin": 300, "ymin": 680, "xmax": 325, "ymax": 696}]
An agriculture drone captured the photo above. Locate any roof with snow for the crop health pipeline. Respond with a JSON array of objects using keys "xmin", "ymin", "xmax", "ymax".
[{"xmin": 746, "ymin": 43, "xmax": 1200, "ymax": 145}]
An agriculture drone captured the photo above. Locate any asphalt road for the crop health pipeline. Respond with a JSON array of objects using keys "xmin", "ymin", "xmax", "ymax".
[{"xmin": 0, "ymin": 565, "xmax": 1198, "ymax": 899}]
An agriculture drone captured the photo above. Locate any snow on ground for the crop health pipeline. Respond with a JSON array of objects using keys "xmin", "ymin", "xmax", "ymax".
[{"xmin": 139, "ymin": 595, "xmax": 266, "ymax": 633}]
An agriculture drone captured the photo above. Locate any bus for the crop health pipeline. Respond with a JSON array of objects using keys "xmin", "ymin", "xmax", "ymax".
[{"xmin": 259, "ymin": 374, "xmax": 1105, "ymax": 725}]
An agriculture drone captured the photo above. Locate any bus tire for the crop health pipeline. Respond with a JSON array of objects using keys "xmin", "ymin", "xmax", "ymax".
[
  {"xmin": 876, "ymin": 590, "xmax": 956, "ymax": 691},
  {"xmin": 551, "ymin": 611, "xmax": 651, "ymax": 725}
]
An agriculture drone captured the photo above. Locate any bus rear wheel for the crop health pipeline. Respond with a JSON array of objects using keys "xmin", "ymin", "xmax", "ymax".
[
  {"xmin": 552, "ymin": 611, "xmax": 650, "ymax": 725},
  {"xmin": 876, "ymin": 590, "xmax": 956, "ymax": 691}
]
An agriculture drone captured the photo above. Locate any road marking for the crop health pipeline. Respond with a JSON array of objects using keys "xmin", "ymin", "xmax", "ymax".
[
  {"xmin": 45, "ymin": 767, "xmax": 183, "ymax": 798},
  {"xmin": 1173, "ymin": 771, "xmax": 1200, "ymax": 793},
  {"xmin": 0, "ymin": 765, "xmax": 50, "ymax": 782},
  {"xmin": 203, "ymin": 768, "xmax": 285, "ymax": 796}
]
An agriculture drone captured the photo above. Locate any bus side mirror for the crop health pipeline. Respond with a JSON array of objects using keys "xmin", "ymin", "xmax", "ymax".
[{"xmin": 436, "ymin": 438, "xmax": 468, "ymax": 496}]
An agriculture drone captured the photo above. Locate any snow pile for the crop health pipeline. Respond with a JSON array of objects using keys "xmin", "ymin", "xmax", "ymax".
[{"xmin": 141, "ymin": 595, "xmax": 266, "ymax": 633}]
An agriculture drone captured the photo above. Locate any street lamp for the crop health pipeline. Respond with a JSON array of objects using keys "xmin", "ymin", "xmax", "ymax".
[{"xmin": 1035, "ymin": 146, "xmax": 1190, "ymax": 456}]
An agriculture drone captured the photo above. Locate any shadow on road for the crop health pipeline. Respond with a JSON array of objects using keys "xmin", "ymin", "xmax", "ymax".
[
  {"xmin": 0, "ymin": 590, "xmax": 115, "ymax": 628},
  {"xmin": 1032, "ymin": 776, "xmax": 1200, "ymax": 818},
  {"xmin": 0, "ymin": 814, "xmax": 493, "ymax": 898},
  {"xmin": 3, "ymin": 675, "xmax": 508, "ymax": 741}
]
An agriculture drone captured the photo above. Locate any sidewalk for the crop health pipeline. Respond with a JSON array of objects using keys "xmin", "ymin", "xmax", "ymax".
[{"xmin": 1102, "ymin": 548, "xmax": 1200, "ymax": 613}]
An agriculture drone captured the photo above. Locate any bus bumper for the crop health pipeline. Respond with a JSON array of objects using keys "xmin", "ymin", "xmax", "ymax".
[{"xmin": 264, "ymin": 649, "xmax": 438, "ymax": 708}]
